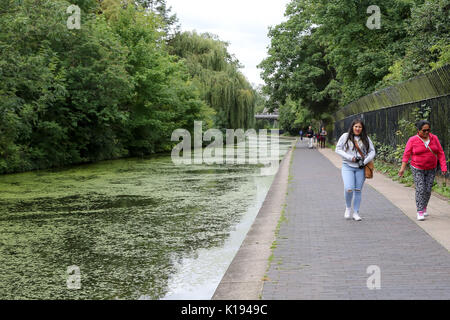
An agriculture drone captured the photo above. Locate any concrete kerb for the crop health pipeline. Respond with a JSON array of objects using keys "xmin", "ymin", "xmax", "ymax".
[
  {"xmin": 317, "ymin": 147, "xmax": 450, "ymax": 252},
  {"xmin": 212, "ymin": 139, "xmax": 297, "ymax": 300}
]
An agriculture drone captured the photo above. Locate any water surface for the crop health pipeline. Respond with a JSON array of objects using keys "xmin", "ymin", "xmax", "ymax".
[{"xmin": 0, "ymin": 138, "xmax": 294, "ymax": 299}]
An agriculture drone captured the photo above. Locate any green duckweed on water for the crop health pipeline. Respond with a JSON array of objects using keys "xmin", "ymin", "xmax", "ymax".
[{"xmin": 0, "ymin": 138, "xmax": 294, "ymax": 299}]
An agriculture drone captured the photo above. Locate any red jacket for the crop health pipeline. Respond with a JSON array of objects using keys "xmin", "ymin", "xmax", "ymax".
[{"xmin": 402, "ymin": 133, "xmax": 447, "ymax": 171}]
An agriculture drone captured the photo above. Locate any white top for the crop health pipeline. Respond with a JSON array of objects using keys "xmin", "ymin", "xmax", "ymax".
[
  {"xmin": 335, "ymin": 133, "xmax": 376, "ymax": 168},
  {"xmin": 418, "ymin": 135, "xmax": 430, "ymax": 148}
]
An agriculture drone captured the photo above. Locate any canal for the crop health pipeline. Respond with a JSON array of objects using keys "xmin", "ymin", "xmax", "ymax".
[{"xmin": 0, "ymin": 137, "xmax": 295, "ymax": 299}]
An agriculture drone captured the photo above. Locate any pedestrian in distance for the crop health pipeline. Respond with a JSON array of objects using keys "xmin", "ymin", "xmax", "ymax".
[
  {"xmin": 319, "ymin": 127, "xmax": 327, "ymax": 149},
  {"xmin": 299, "ymin": 129, "xmax": 304, "ymax": 141},
  {"xmin": 398, "ymin": 120, "xmax": 448, "ymax": 221},
  {"xmin": 335, "ymin": 119, "xmax": 376, "ymax": 221},
  {"xmin": 306, "ymin": 126, "xmax": 314, "ymax": 149}
]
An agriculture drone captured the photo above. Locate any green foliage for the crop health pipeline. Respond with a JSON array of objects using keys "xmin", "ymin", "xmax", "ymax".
[
  {"xmin": 69, "ymin": 0, "xmax": 99, "ymax": 13},
  {"xmin": 260, "ymin": 0, "xmax": 449, "ymax": 118},
  {"xmin": 374, "ymin": 158, "xmax": 450, "ymax": 198},
  {"xmin": 374, "ymin": 159, "xmax": 415, "ymax": 186},
  {"xmin": 433, "ymin": 183, "xmax": 450, "ymax": 198},
  {"xmin": 260, "ymin": 0, "xmax": 415, "ymax": 109},
  {"xmin": 371, "ymin": 135, "xmax": 401, "ymax": 164},
  {"xmin": 0, "ymin": 0, "xmax": 132, "ymax": 172},
  {"xmin": 168, "ymin": 31, "xmax": 256, "ymax": 130},
  {"xmin": 430, "ymin": 41, "xmax": 450, "ymax": 70},
  {"xmin": 383, "ymin": 0, "xmax": 450, "ymax": 82},
  {"xmin": 134, "ymin": 0, "xmax": 180, "ymax": 37},
  {"xmin": 0, "ymin": 0, "xmax": 215, "ymax": 173},
  {"xmin": 396, "ymin": 114, "xmax": 417, "ymax": 145},
  {"xmin": 100, "ymin": 0, "xmax": 212, "ymax": 155},
  {"xmin": 372, "ymin": 104, "xmax": 433, "ymax": 167},
  {"xmin": 279, "ymin": 98, "xmax": 300, "ymax": 135},
  {"xmin": 254, "ymin": 85, "xmax": 268, "ymax": 114},
  {"xmin": 259, "ymin": 19, "xmax": 340, "ymax": 117},
  {"xmin": 277, "ymin": 96, "xmax": 315, "ymax": 135}
]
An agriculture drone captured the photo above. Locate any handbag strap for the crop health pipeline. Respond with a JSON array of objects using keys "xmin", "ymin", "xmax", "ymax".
[
  {"xmin": 427, "ymin": 145, "xmax": 438, "ymax": 159},
  {"xmin": 417, "ymin": 135, "xmax": 438, "ymax": 159},
  {"xmin": 353, "ymin": 139, "xmax": 365, "ymax": 158}
]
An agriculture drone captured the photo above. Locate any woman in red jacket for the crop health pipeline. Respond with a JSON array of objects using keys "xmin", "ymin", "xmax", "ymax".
[{"xmin": 398, "ymin": 120, "xmax": 448, "ymax": 221}]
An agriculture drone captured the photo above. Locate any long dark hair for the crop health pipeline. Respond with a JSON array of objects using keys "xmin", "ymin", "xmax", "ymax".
[{"xmin": 344, "ymin": 119, "xmax": 370, "ymax": 152}]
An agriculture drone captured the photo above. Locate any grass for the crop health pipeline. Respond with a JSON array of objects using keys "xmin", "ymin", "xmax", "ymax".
[
  {"xmin": 263, "ymin": 203, "xmax": 287, "ymax": 291},
  {"xmin": 326, "ymin": 142, "xmax": 336, "ymax": 151},
  {"xmin": 262, "ymin": 145, "xmax": 296, "ymax": 294},
  {"xmin": 434, "ymin": 183, "xmax": 450, "ymax": 198},
  {"xmin": 374, "ymin": 159, "xmax": 450, "ymax": 199},
  {"xmin": 374, "ymin": 159, "xmax": 414, "ymax": 187}
]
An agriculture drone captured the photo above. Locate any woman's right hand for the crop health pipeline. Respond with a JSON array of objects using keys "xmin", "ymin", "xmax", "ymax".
[{"xmin": 398, "ymin": 162, "xmax": 408, "ymax": 177}]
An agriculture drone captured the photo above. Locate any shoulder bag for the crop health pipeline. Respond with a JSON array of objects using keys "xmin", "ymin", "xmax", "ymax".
[{"xmin": 353, "ymin": 139, "xmax": 374, "ymax": 179}]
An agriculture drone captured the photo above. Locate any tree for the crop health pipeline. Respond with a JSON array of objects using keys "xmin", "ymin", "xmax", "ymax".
[
  {"xmin": 135, "ymin": 0, "xmax": 180, "ymax": 37},
  {"xmin": 383, "ymin": 0, "xmax": 450, "ymax": 83},
  {"xmin": 259, "ymin": 28, "xmax": 340, "ymax": 116},
  {"xmin": 260, "ymin": 0, "xmax": 421, "ymax": 110},
  {"xmin": 102, "ymin": 0, "xmax": 211, "ymax": 155},
  {"xmin": 0, "ymin": 0, "xmax": 213, "ymax": 173},
  {"xmin": 0, "ymin": 0, "xmax": 132, "ymax": 172},
  {"xmin": 169, "ymin": 31, "xmax": 256, "ymax": 130}
]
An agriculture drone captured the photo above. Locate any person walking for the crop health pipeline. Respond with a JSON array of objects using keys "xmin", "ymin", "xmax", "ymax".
[
  {"xmin": 319, "ymin": 127, "xmax": 327, "ymax": 149},
  {"xmin": 299, "ymin": 129, "xmax": 304, "ymax": 141},
  {"xmin": 335, "ymin": 119, "xmax": 376, "ymax": 221},
  {"xmin": 306, "ymin": 126, "xmax": 314, "ymax": 149},
  {"xmin": 398, "ymin": 120, "xmax": 447, "ymax": 221}
]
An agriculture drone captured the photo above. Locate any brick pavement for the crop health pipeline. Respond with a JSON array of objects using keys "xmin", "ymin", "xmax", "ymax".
[{"xmin": 261, "ymin": 139, "xmax": 450, "ymax": 300}]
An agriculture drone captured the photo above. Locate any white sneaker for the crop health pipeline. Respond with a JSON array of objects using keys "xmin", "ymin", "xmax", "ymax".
[
  {"xmin": 423, "ymin": 208, "xmax": 428, "ymax": 217},
  {"xmin": 417, "ymin": 211, "xmax": 425, "ymax": 221},
  {"xmin": 344, "ymin": 208, "xmax": 351, "ymax": 220},
  {"xmin": 353, "ymin": 212, "xmax": 362, "ymax": 221}
]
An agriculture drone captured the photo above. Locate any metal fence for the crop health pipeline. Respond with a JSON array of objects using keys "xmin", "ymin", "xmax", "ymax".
[
  {"xmin": 334, "ymin": 65, "xmax": 450, "ymax": 120},
  {"xmin": 333, "ymin": 94, "xmax": 450, "ymax": 170}
]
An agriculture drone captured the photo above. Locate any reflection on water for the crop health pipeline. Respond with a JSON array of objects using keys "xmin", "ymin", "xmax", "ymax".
[
  {"xmin": 0, "ymin": 138, "xmax": 294, "ymax": 299},
  {"xmin": 161, "ymin": 174, "xmax": 272, "ymax": 300}
]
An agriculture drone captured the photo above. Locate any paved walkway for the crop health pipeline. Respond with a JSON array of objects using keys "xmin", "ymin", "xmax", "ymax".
[
  {"xmin": 262, "ymin": 139, "xmax": 450, "ymax": 300},
  {"xmin": 319, "ymin": 146, "xmax": 450, "ymax": 250},
  {"xmin": 213, "ymin": 144, "xmax": 294, "ymax": 300}
]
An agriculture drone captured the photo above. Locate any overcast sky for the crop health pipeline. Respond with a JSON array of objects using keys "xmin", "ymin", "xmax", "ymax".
[{"xmin": 165, "ymin": 0, "xmax": 291, "ymax": 87}]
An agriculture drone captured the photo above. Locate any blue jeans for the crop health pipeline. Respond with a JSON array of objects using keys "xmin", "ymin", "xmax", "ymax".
[{"xmin": 341, "ymin": 163, "xmax": 366, "ymax": 212}]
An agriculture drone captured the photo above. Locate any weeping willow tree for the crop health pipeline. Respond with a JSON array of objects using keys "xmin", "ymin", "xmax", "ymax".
[{"xmin": 169, "ymin": 31, "xmax": 255, "ymax": 129}]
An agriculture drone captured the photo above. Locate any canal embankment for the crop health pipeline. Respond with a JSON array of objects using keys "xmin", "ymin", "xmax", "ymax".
[{"xmin": 212, "ymin": 139, "xmax": 297, "ymax": 300}]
